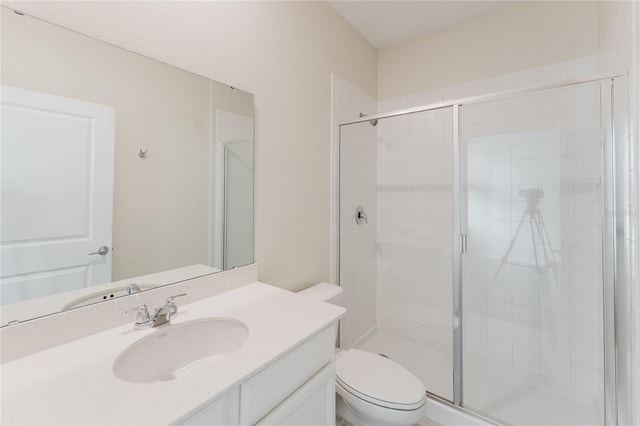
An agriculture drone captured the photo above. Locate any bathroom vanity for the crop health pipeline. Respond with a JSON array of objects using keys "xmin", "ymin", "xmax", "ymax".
[{"xmin": 1, "ymin": 282, "xmax": 345, "ymax": 425}]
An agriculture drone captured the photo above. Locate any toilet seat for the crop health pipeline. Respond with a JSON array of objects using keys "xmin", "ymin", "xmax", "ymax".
[{"xmin": 335, "ymin": 349, "xmax": 426, "ymax": 411}]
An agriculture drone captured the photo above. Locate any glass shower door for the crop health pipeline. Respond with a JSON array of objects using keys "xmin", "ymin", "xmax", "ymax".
[
  {"xmin": 339, "ymin": 108, "xmax": 455, "ymax": 402},
  {"xmin": 460, "ymin": 82, "xmax": 605, "ymax": 425}
]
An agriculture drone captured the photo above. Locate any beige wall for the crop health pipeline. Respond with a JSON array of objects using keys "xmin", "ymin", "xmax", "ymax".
[
  {"xmin": 4, "ymin": 1, "xmax": 378, "ymax": 291},
  {"xmin": 378, "ymin": 1, "xmax": 600, "ymax": 99}
]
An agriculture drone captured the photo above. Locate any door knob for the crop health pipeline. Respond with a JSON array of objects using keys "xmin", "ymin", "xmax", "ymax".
[{"xmin": 89, "ymin": 246, "xmax": 109, "ymax": 256}]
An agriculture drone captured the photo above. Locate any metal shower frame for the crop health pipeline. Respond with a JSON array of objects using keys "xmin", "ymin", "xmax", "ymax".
[{"xmin": 337, "ymin": 72, "xmax": 630, "ymax": 425}]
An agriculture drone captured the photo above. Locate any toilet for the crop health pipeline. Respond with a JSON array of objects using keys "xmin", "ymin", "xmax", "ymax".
[{"xmin": 298, "ymin": 283, "xmax": 426, "ymax": 426}]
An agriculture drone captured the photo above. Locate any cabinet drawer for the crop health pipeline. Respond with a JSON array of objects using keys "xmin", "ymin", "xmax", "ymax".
[{"xmin": 240, "ymin": 325, "xmax": 334, "ymax": 425}]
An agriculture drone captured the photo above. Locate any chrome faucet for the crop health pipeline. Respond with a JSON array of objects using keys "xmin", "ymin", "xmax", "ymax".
[
  {"xmin": 149, "ymin": 293, "xmax": 187, "ymax": 327},
  {"xmin": 125, "ymin": 293, "xmax": 187, "ymax": 329},
  {"xmin": 126, "ymin": 283, "xmax": 141, "ymax": 294}
]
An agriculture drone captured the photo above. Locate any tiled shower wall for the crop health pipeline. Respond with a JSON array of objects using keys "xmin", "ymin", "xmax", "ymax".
[
  {"xmin": 374, "ymin": 53, "xmax": 633, "ymax": 405},
  {"xmin": 376, "ymin": 109, "xmax": 453, "ymax": 348},
  {"xmin": 461, "ymin": 82, "xmax": 603, "ymax": 400},
  {"xmin": 375, "ymin": 54, "xmax": 604, "ymax": 345}
]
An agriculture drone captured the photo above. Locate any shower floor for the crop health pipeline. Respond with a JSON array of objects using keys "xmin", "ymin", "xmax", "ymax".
[{"xmin": 355, "ymin": 328, "xmax": 602, "ymax": 426}]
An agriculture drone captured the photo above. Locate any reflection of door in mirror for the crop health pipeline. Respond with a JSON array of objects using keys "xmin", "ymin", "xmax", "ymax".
[
  {"xmin": 215, "ymin": 110, "xmax": 254, "ymax": 270},
  {"xmin": 1, "ymin": 86, "xmax": 115, "ymax": 304}
]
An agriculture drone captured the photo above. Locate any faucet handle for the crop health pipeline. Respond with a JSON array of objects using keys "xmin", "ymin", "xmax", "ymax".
[
  {"xmin": 166, "ymin": 293, "xmax": 187, "ymax": 303},
  {"xmin": 165, "ymin": 293, "xmax": 187, "ymax": 317},
  {"xmin": 123, "ymin": 304, "xmax": 151, "ymax": 329}
]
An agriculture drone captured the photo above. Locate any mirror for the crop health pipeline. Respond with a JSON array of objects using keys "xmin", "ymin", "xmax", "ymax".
[{"xmin": 0, "ymin": 7, "xmax": 254, "ymax": 325}]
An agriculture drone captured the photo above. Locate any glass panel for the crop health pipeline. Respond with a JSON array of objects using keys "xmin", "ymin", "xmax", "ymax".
[
  {"xmin": 339, "ymin": 107, "xmax": 454, "ymax": 401},
  {"xmin": 461, "ymin": 82, "xmax": 604, "ymax": 424}
]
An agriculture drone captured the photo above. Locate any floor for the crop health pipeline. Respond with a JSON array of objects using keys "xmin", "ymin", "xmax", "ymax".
[
  {"xmin": 355, "ymin": 328, "xmax": 602, "ymax": 426},
  {"xmin": 417, "ymin": 417, "xmax": 441, "ymax": 426}
]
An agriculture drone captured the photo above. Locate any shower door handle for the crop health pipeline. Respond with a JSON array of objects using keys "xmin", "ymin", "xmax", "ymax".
[{"xmin": 459, "ymin": 234, "xmax": 467, "ymax": 253}]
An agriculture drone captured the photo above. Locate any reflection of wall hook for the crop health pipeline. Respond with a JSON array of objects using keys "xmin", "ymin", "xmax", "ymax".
[{"xmin": 138, "ymin": 149, "xmax": 148, "ymax": 159}]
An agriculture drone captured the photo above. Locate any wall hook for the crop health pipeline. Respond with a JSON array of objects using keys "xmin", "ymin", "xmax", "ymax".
[{"xmin": 138, "ymin": 149, "xmax": 148, "ymax": 159}]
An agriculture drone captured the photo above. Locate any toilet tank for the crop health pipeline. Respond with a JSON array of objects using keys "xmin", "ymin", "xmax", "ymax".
[{"xmin": 297, "ymin": 282, "xmax": 343, "ymax": 305}]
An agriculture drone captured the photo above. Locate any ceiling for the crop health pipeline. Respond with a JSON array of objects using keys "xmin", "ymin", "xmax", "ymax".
[{"xmin": 327, "ymin": 1, "xmax": 520, "ymax": 49}]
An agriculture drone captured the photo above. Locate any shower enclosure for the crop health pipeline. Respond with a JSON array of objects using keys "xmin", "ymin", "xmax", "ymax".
[{"xmin": 338, "ymin": 76, "xmax": 630, "ymax": 425}]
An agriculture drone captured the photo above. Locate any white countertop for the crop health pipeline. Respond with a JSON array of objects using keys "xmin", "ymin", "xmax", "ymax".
[{"xmin": 1, "ymin": 282, "xmax": 345, "ymax": 425}]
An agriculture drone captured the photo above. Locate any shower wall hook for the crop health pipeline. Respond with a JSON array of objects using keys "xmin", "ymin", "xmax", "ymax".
[{"xmin": 138, "ymin": 149, "xmax": 148, "ymax": 159}]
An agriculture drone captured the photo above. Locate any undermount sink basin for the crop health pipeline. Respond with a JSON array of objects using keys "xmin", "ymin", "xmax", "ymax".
[{"xmin": 113, "ymin": 318, "xmax": 249, "ymax": 383}]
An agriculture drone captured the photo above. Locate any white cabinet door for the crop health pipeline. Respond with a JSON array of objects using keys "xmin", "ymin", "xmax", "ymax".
[
  {"xmin": 1, "ymin": 86, "xmax": 115, "ymax": 304},
  {"xmin": 257, "ymin": 363, "xmax": 335, "ymax": 426},
  {"xmin": 177, "ymin": 387, "xmax": 240, "ymax": 426}
]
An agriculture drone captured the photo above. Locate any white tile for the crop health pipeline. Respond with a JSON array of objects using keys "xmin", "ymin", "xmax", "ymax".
[
  {"xmin": 463, "ymin": 103, "xmax": 486, "ymax": 124},
  {"xmin": 537, "ymin": 89, "xmax": 568, "ymax": 114},
  {"xmin": 569, "ymin": 268, "xmax": 601, "ymax": 297},
  {"xmin": 491, "ymin": 160, "xmax": 511, "ymax": 180},
  {"xmin": 543, "ymin": 286, "xmax": 571, "ymax": 314},
  {"xmin": 568, "ymin": 224, "xmax": 599, "ymax": 249},
  {"xmin": 569, "ymin": 202, "xmax": 599, "ymax": 226},
  {"xmin": 488, "ymin": 282, "xmax": 511, "ymax": 303},
  {"xmin": 465, "ymin": 333, "xmax": 488, "ymax": 358},
  {"xmin": 540, "ymin": 312, "xmax": 572, "ymax": 340},
  {"xmin": 511, "ymin": 116, "xmax": 538, "ymax": 133},
  {"xmin": 570, "ymin": 292, "xmax": 600, "ymax": 321},
  {"xmin": 513, "ymin": 304, "xmax": 541, "ymax": 333},
  {"xmin": 490, "ymin": 180, "xmax": 511, "ymax": 201},
  {"xmin": 484, "ymin": 74, "xmax": 510, "ymax": 93},
  {"xmin": 405, "ymin": 92, "xmax": 427, "ymax": 109},
  {"xmin": 488, "ymin": 316, "xmax": 512, "ymax": 343},
  {"xmin": 538, "ymin": 132, "xmax": 564, "ymax": 158},
  {"xmin": 537, "ymin": 62, "xmax": 568, "ymax": 85},
  {"xmin": 568, "ymin": 108, "xmax": 599, "ymax": 133},
  {"xmin": 538, "ymin": 113, "xmax": 568, "ymax": 134},
  {"xmin": 570, "ymin": 156, "xmax": 598, "ymax": 179},
  {"xmin": 511, "ymin": 94, "xmax": 538, "ymax": 119},
  {"xmin": 488, "ymin": 338, "xmax": 513, "ymax": 366},
  {"xmin": 570, "ymin": 316, "xmax": 600, "ymax": 345},
  {"xmin": 568, "ymin": 84, "xmax": 600, "ymax": 111},
  {"xmin": 463, "ymin": 80, "xmax": 486, "ymax": 98},
  {"xmin": 538, "ymin": 200, "xmax": 569, "ymax": 224},
  {"xmin": 424, "ymin": 89, "xmax": 444, "ymax": 105},
  {"xmin": 424, "ymin": 109, "xmax": 444, "ymax": 129},
  {"xmin": 513, "ymin": 281, "xmax": 541, "ymax": 308},
  {"xmin": 571, "ymin": 364, "xmax": 602, "ymax": 391},
  {"xmin": 568, "ymin": 247, "xmax": 600, "ymax": 273},
  {"xmin": 514, "ymin": 345, "xmax": 541, "ymax": 374},
  {"xmin": 567, "ymin": 131, "xmax": 599, "ymax": 158},
  {"xmin": 571, "ymin": 339, "xmax": 601, "ymax": 370},
  {"xmin": 378, "ymin": 97, "xmax": 405, "ymax": 114},
  {"xmin": 537, "ymin": 158, "xmax": 561, "ymax": 180},
  {"xmin": 490, "ymin": 200, "xmax": 512, "ymax": 221},
  {"xmin": 486, "ymin": 99, "xmax": 510, "ymax": 122},
  {"xmin": 489, "ymin": 220, "xmax": 512, "ymax": 242},
  {"xmin": 486, "ymin": 120, "xmax": 509, "ymax": 137},
  {"xmin": 510, "ymin": 131, "xmax": 538, "ymax": 159},
  {"xmin": 567, "ymin": 56, "xmax": 597, "ymax": 79},
  {"xmin": 540, "ymin": 354, "xmax": 571, "ymax": 383},
  {"xmin": 510, "ymin": 68, "xmax": 538, "ymax": 89},
  {"xmin": 442, "ymin": 84, "xmax": 464, "ymax": 101}
]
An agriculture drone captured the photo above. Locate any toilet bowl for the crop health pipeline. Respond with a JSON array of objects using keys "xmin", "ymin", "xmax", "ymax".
[{"xmin": 298, "ymin": 283, "xmax": 427, "ymax": 426}]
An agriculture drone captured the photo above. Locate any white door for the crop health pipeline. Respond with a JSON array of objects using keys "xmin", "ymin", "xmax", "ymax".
[{"xmin": 1, "ymin": 85, "xmax": 115, "ymax": 304}]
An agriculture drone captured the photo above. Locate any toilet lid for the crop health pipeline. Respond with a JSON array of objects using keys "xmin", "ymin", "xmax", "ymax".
[{"xmin": 335, "ymin": 349, "xmax": 426, "ymax": 410}]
